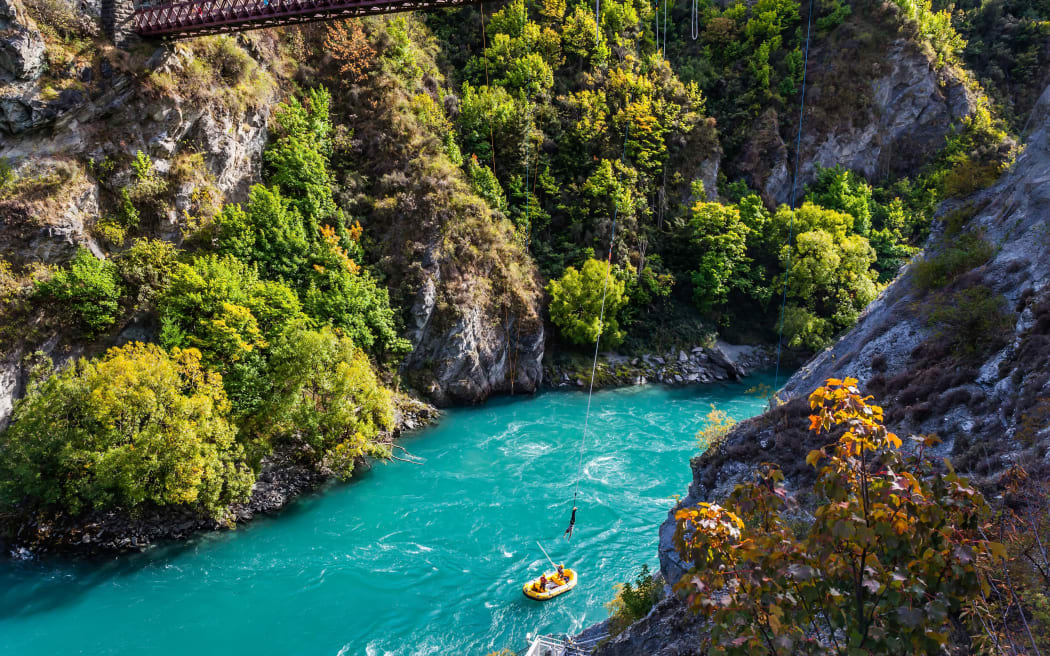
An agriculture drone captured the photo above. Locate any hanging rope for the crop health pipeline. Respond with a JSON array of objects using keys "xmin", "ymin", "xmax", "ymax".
[
  {"xmin": 595, "ymin": 0, "xmax": 601, "ymax": 44},
  {"xmin": 773, "ymin": 0, "xmax": 814, "ymax": 391},
  {"xmin": 654, "ymin": 0, "xmax": 659, "ymax": 53},
  {"xmin": 568, "ymin": 48, "xmax": 637, "ymax": 537},
  {"xmin": 663, "ymin": 0, "xmax": 667, "ymax": 54},
  {"xmin": 690, "ymin": 0, "xmax": 698, "ymax": 40}
]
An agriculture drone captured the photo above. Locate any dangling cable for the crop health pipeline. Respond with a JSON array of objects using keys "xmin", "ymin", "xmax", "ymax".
[
  {"xmin": 595, "ymin": 0, "xmax": 601, "ymax": 44},
  {"xmin": 654, "ymin": 0, "xmax": 659, "ymax": 54},
  {"xmin": 773, "ymin": 0, "xmax": 814, "ymax": 391},
  {"xmin": 662, "ymin": 0, "xmax": 666, "ymax": 54},
  {"xmin": 691, "ymin": 0, "xmax": 698, "ymax": 40},
  {"xmin": 568, "ymin": 38, "xmax": 638, "ymax": 538}
]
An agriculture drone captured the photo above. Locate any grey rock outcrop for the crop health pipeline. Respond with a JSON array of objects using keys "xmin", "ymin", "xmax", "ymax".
[
  {"xmin": 400, "ymin": 243, "xmax": 545, "ymax": 406},
  {"xmin": 543, "ymin": 342, "xmax": 772, "ymax": 390},
  {"xmin": 735, "ymin": 5, "xmax": 976, "ymax": 205},
  {"xmin": 595, "ymin": 596, "xmax": 707, "ymax": 656},
  {"xmin": 0, "ymin": 0, "xmax": 45, "ymax": 83},
  {"xmin": 0, "ymin": 39, "xmax": 275, "ymax": 428}
]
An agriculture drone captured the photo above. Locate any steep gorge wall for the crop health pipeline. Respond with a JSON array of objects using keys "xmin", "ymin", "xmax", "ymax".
[
  {"xmin": 0, "ymin": 6, "xmax": 280, "ymax": 428},
  {"xmin": 0, "ymin": 8, "xmax": 546, "ymax": 421},
  {"xmin": 734, "ymin": 1, "xmax": 976, "ymax": 206},
  {"xmin": 594, "ymin": 81, "xmax": 1050, "ymax": 656}
]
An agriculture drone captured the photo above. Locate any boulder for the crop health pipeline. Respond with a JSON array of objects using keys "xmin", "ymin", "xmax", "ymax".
[{"xmin": 0, "ymin": 0, "xmax": 45, "ymax": 83}]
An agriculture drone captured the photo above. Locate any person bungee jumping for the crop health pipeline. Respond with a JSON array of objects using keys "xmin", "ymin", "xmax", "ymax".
[{"xmin": 563, "ymin": 506, "xmax": 577, "ymax": 541}]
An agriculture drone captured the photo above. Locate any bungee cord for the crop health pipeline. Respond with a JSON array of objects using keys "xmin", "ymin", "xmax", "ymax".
[{"xmin": 566, "ymin": 23, "xmax": 643, "ymax": 541}]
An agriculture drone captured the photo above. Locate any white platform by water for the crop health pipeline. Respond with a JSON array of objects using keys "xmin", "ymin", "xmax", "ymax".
[{"xmin": 523, "ymin": 632, "xmax": 608, "ymax": 656}]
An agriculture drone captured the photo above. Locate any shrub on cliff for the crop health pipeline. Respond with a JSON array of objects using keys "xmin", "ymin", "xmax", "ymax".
[
  {"xmin": 0, "ymin": 344, "xmax": 253, "ymax": 518},
  {"xmin": 35, "ymin": 247, "xmax": 124, "ymax": 338},
  {"xmin": 114, "ymin": 237, "xmax": 179, "ymax": 311},
  {"xmin": 547, "ymin": 257, "xmax": 628, "ymax": 348},
  {"xmin": 673, "ymin": 378, "xmax": 1001, "ymax": 654},
  {"xmin": 607, "ymin": 563, "xmax": 664, "ymax": 635}
]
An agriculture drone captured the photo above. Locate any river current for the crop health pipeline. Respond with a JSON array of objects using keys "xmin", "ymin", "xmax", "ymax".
[{"xmin": 0, "ymin": 376, "xmax": 777, "ymax": 655}]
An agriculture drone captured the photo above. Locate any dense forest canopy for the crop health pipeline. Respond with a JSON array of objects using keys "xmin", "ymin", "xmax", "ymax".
[{"xmin": 0, "ymin": 0, "xmax": 1041, "ymax": 521}]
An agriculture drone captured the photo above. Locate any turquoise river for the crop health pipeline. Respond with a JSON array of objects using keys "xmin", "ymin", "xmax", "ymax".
[{"xmin": 0, "ymin": 376, "xmax": 777, "ymax": 655}]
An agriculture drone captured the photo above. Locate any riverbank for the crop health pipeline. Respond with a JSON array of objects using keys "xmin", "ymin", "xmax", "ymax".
[
  {"xmin": 0, "ymin": 395, "xmax": 439, "ymax": 559},
  {"xmin": 0, "ymin": 380, "xmax": 778, "ymax": 655},
  {"xmin": 544, "ymin": 341, "xmax": 775, "ymax": 390}
]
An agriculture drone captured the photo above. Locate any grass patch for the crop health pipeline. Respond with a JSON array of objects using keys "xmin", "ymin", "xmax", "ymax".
[
  {"xmin": 924, "ymin": 284, "xmax": 1014, "ymax": 360},
  {"xmin": 147, "ymin": 36, "xmax": 277, "ymax": 114},
  {"xmin": 913, "ymin": 232, "xmax": 995, "ymax": 291}
]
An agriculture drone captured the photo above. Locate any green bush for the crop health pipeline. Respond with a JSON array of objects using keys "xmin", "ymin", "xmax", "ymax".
[
  {"xmin": 0, "ymin": 344, "xmax": 252, "ymax": 518},
  {"xmin": 262, "ymin": 327, "xmax": 395, "ymax": 477},
  {"xmin": 606, "ymin": 563, "xmax": 663, "ymax": 635},
  {"xmin": 214, "ymin": 185, "xmax": 309, "ymax": 283},
  {"xmin": 35, "ymin": 248, "xmax": 124, "ymax": 337},
  {"xmin": 114, "ymin": 238, "xmax": 179, "ymax": 310},
  {"xmin": 547, "ymin": 258, "xmax": 628, "ymax": 348},
  {"xmin": 912, "ymin": 232, "xmax": 995, "ymax": 291},
  {"xmin": 158, "ymin": 254, "xmax": 306, "ymax": 433},
  {"xmin": 685, "ymin": 198, "xmax": 749, "ymax": 313},
  {"xmin": 925, "ymin": 285, "xmax": 1013, "ymax": 359},
  {"xmin": 696, "ymin": 404, "xmax": 736, "ymax": 454}
]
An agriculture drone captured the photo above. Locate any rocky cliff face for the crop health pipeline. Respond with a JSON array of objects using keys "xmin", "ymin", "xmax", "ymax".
[
  {"xmin": 595, "ymin": 81, "xmax": 1050, "ymax": 656},
  {"xmin": 0, "ymin": 13, "xmax": 277, "ymax": 429},
  {"xmin": 734, "ymin": 2, "xmax": 976, "ymax": 206},
  {"xmin": 399, "ymin": 244, "xmax": 545, "ymax": 406}
]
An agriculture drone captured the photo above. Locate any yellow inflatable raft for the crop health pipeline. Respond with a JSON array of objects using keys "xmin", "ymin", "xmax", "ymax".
[{"xmin": 522, "ymin": 568, "xmax": 578, "ymax": 600}]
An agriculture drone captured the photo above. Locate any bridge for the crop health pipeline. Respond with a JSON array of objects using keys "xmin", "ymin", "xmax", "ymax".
[{"xmin": 102, "ymin": 0, "xmax": 482, "ymax": 44}]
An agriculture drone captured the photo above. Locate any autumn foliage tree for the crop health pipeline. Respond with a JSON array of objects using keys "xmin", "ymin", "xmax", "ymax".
[
  {"xmin": 673, "ymin": 378, "xmax": 1002, "ymax": 655},
  {"xmin": 324, "ymin": 20, "xmax": 376, "ymax": 85}
]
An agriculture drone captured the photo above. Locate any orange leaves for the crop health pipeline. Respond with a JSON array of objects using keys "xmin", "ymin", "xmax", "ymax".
[
  {"xmin": 672, "ymin": 376, "xmax": 1002, "ymax": 653},
  {"xmin": 320, "ymin": 224, "xmax": 361, "ymax": 274},
  {"xmin": 347, "ymin": 220, "xmax": 363, "ymax": 243},
  {"xmin": 323, "ymin": 20, "xmax": 375, "ymax": 85}
]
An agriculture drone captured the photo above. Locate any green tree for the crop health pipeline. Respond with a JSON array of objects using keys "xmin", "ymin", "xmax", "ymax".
[
  {"xmin": 0, "ymin": 344, "xmax": 252, "ymax": 518},
  {"xmin": 263, "ymin": 327, "xmax": 395, "ymax": 477},
  {"xmin": 35, "ymin": 248, "xmax": 123, "ymax": 337},
  {"xmin": 547, "ymin": 258, "xmax": 628, "ymax": 347},
  {"xmin": 113, "ymin": 238, "xmax": 178, "ymax": 311},
  {"xmin": 158, "ymin": 254, "xmax": 306, "ymax": 428},
  {"xmin": 686, "ymin": 198, "xmax": 750, "ymax": 313},
  {"xmin": 302, "ymin": 227, "xmax": 410, "ymax": 358},
  {"xmin": 215, "ymin": 185, "xmax": 310, "ymax": 283},
  {"xmin": 774, "ymin": 204, "xmax": 879, "ymax": 349},
  {"xmin": 805, "ymin": 166, "xmax": 874, "ymax": 236},
  {"xmin": 265, "ymin": 87, "xmax": 341, "ymax": 236}
]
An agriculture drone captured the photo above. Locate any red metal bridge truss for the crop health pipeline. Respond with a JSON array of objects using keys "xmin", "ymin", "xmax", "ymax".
[{"xmin": 133, "ymin": 0, "xmax": 481, "ymax": 38}]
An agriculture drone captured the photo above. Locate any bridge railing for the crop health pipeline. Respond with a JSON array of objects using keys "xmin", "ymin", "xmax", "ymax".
[{"xmin": 133, "ymin": 0, "xmax": 481, "ymax": 37}]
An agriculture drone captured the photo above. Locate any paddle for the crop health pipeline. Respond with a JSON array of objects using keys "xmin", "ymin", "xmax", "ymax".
[{"xmin": 536, "ymin": 540, "xmax": 558, "ymax": 571}]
